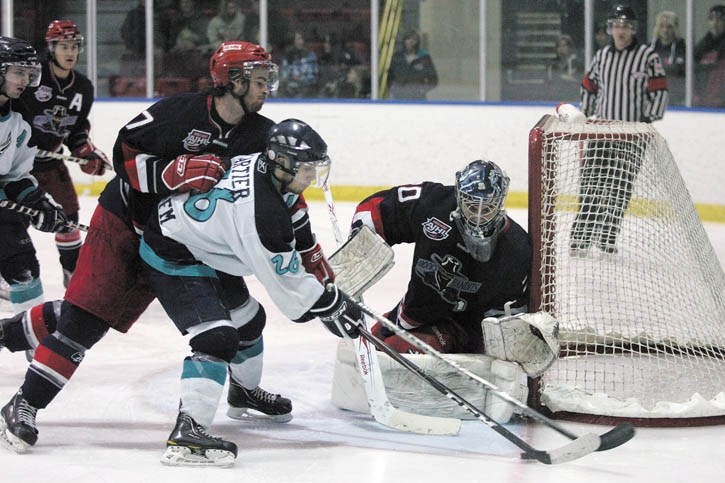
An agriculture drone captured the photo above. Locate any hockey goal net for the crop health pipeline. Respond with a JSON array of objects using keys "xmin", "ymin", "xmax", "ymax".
[{"xmin": 527, "ymin": 114, "xmax": 725, "ymax": 426}]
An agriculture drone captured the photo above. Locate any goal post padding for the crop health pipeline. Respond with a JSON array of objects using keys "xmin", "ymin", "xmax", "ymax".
[{"xmin": 527, "ymin": 115, "xmax": 725, "ymax": 426}]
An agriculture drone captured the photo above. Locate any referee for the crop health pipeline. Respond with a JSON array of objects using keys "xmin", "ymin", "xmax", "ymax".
[{"xmin": 570, "ymin": 4, "xmax": 668, "ymax": 256}]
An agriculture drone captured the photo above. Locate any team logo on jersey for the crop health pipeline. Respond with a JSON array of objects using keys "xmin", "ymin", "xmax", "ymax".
[
  {"xmin": 34, "ymin": 85, "xmax": 53, "ymax": 102},
  {"xmin": 182, "ymin": 129, "xmax": 212, "ymax": 152},
  {"xmin": 415, "ymin": 253, "xmax": 481, "ymax": 312},
  {"xmin": 421, "ymin": 217, "xmax": 451, "ymax": 240},
  {"xmin": 34, "ymin": 105, "xmax": 77, "ymax": 137}
]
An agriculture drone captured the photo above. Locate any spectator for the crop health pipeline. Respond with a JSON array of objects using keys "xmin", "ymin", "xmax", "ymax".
[
  {"xmin": 163, "ymin": 0, "xmax": 209, "ymax": 80},
  {"xmin": 279, "ymin": 31, "xmax": 320, "ymax": 98},
  {"xmin": 694, "ymin": 5, "xmax": 725, "ymax": 107},
  {"xmin": 387, "ymin": 30, "xmax": 438, "ymax": 100},
  {"xmin": 546, "ymin": 34, "xmax": 583, "ymax": 102},
  {"xmin": 318, "ymin": 34, "xmax": 362, "ymax": 98},
  {"xmin": 206, "ymin": 0, "xmax": 245, "ymax": 52},
  {"xmin": 650, "ymin": 11, "xmax": 686, "ymax": 105},
  {"xmin": 333, "ymin": 65, "xmax": 370, "ymax": 99},
  {"xmin": 119, "ymin": 0, "xmax": 163, "ymax": 77},
  {"xmin": 595, "ymin": 23, "xmax": 610, "ymax": 49}
]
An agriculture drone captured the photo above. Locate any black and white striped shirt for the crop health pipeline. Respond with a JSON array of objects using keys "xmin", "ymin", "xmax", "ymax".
[{"xmin": 580, "ymin": 39, "xmax": 668, "ymax": 122}]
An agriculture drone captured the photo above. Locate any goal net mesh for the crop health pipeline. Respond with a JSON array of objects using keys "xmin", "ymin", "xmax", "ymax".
[{"xmin": 528, "ymin": 115, "xmax": 725, "ymax": 425}]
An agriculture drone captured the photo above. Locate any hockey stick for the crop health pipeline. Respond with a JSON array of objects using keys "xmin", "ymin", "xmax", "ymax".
[
  {"xmin": 0, "ymin": 199, "xmax": 89, "ymax": 231},
  {"xmin": 38, "ymin": 149, "xmax": 114, "ymax": 171},
  {"xmin": 355, "ymin": 323, "xmax": 599, "ymax": 464},
  {"xmin": 322, "ymin": 182, "xmax": 461, "ymax": 435},
  {"xmin": 348, "ymin": 299, "xmax": 636, "ymax": 457}
]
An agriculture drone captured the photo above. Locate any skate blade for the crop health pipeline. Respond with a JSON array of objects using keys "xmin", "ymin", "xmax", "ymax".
[
  {"xmin": 160, "ymin": 445, "xmax": 235, "ymax": 467},
  {"xmin": 0, "ymin": 428, "xmax": 30, "ymax": 454},
  {"xmin": 226, "ymin": 407, "xmax": 293, "ymax": 423}
]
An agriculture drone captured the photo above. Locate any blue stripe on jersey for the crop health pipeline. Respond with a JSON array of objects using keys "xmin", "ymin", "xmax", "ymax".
[
  {"xmin": 181, "ymin": 357, "xmax": 227, "ymax": 385},
  {"xmin": 139, "ymin": 238, "xmax": 217, "ymax": 277}
]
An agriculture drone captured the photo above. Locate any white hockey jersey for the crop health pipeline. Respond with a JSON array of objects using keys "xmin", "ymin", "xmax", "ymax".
[
  {"xmin": 153, "ymin": 153, "xmax": 324, "ymax": 321},
  {"xmin": 0, "ymin": 108, "xmax": 39, "ymax": 189}
]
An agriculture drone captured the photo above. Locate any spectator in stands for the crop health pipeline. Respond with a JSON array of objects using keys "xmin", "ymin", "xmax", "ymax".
[
  {"xmin": 163, "ymin": 0, "xmax": 209, "ymax": 81},
  {"xmin": 120, "ymin": 0, "xmax": 146, "ymax": 76},
  {"xmin": 694, "ymin": 5, "xmax": 725, "ymax": 107},
  {"xmin": 595, "ymin": 23, "xmax": 610, "ymax": 49},
  {"xmin": 206, "ymin": 0, "xmax": 245, "ymax": 52},
  {"xmin": 546, "ymin": 34, "xmax": 583, "ymax": 102},
  {"xmin": 318, "ymin": 34, "xmax": 362, "ymax": 98},
  {"xmin": 332, "ymin": 65, "xmax": 370, "ymax": 99},
  {"xmin": 650, "ymin": 11, "xmax": 686, "ymax": 105},
  {"xmin": 279, "ymin": 31, "xmax": 320, "ymax": 98},
  {"xmin": 387, "ymin": 30, "xmax": 438, "ymax": 100}
]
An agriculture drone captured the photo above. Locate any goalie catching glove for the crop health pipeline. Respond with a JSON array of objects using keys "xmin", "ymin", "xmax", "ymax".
[
  {"xmin": 71, "ymin": 141, "xmax": 110, "ymax": 176},
  {"xmin": 161, "ymin": 153, "xmax": 228, "ymax": 193},
  {"xmin": 309, "ymin": 284, "xmax": 361, "ymax": 338},
  {"xmin": 481, "ymin": 312, "xmax": 560, "ymax": 377}
]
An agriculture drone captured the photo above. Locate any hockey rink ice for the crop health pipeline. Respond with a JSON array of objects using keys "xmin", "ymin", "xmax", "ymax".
[{"xmin": 1, "ymin": 196, "xmax": 723, "ymax": 483}]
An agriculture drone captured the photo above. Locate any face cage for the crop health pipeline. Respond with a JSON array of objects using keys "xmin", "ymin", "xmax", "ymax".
[
  {"xmin": 267, "ymin": 151, "xmax": 331, "ymax": 188},
  {"xmin": 1, "ymin": 62, "xmax": 42, "ymax": 87},
  {"xmin": 452, "ymin": 210, "xmax": 505, "ymax": 262},
  {"xmin": 229, "ymin": 60, "xmax": 279, "ymax": 92},
  {"xmin": 49, "ymin": 36, "xmax": 85, "ymax": 55}
]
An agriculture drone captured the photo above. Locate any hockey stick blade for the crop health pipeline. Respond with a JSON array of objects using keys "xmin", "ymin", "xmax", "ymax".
[
  {"xmin": 521, "ymin": 433, "xmax": 601, "ymax": 465},
  {"xmin": 596, "ymin": 423, "xmax": 635, "ymax": 452}
]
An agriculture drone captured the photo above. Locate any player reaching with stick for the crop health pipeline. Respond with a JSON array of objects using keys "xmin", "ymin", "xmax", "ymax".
[{"xmin": 141, "ymin": 118, "xmax": 360, "ymax": 466}]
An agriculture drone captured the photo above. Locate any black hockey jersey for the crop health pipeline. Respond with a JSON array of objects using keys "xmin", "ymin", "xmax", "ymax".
[
  {"xmin": 352, "ymin": 182, "xmax": 531, "ymax": 328},
  {"xmin": 16, "ymin": 61, "xmax": 95, "ymax": 168}
]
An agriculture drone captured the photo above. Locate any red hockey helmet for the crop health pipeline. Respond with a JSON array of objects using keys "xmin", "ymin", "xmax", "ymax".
[
  {"xmin": 209, "ymin": 41, "xmax": 278, "ymax": 91},
  {"xmin": 45, "ymin": 20, "xmax": 85, "ymax": 52}
]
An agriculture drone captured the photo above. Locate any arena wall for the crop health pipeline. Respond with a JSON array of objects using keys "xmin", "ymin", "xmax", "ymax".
[{"xmin": 73, "ymin": 100, "xmax": 724, "ymax": 221}]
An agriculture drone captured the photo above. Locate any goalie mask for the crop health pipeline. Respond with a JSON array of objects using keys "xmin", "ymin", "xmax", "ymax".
[
  {"xmin": 452, "ymin": 160, "xmax": 510, "ymax": 262},
  {"xmin": 209, "ymin": 40, "xmax": 279, "ymax": 92},
  {"xmin": 0, "ymin": 37, "xmax": 42, "ymax": 89},
  {"xmin": 265, "ymin": 118, "xmax": 331, "ymax": 190}
]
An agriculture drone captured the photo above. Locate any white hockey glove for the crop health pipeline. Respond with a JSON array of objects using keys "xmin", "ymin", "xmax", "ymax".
[{"xmin": 481, "ymin": 312, "xmax": 560, "ymax": 377}]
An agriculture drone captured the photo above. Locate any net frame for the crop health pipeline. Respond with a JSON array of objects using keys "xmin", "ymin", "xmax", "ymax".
[{"xmin": 527, "ymin": 115, "xmax": 725, "ymax": 427}]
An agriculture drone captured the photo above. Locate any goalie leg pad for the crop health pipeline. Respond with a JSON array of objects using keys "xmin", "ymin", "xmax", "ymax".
[
  {"xmin": 481, "ymin": 312, "xmax": 560, "ymax": 377},
  {"xmin": 330, "ymin": 340, "xmax": 528, "ymax": 422}
]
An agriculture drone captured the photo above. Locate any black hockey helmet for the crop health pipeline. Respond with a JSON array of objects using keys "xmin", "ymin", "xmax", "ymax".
[
  {"xmin": 452, "ymin": 159, "xmax": 510, "ymax": 262},
  {"xmin": 265, "ymin": 119, "xmax": 330, "ymax": 188},
  {"xmin": 0, "ymin": 36, "xmax": 42, "ymax": 88},
  {"xmin": 608, "ymin": 5, "xmax": 637, "ymax": 32}
]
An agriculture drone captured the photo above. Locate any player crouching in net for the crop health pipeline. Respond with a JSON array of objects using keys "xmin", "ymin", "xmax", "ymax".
[
  {"xmin": 136, "ymin": 119, "xmax": 361, "ymax": 467},
  {"xmin": 330, "ymin": 160, "xmax": 559, "ymax": 422}
]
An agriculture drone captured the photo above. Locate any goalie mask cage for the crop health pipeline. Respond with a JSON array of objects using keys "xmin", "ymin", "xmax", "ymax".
[{"xmin": 527, "ymin": 115, "xmax": 725, "ymax": 427}]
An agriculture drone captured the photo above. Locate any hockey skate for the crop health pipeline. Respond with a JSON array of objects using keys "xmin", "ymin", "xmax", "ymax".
[
  {"xmin": 0, "ymin": 391, "xmax": 39, "ymax": 453},
  {"xmin": 161, "ymin": 412, "xmax": 237, "ymax": 467},
  {"xmin": 226, "ymin": 380, "xmax": 293, "ymax": 423}
]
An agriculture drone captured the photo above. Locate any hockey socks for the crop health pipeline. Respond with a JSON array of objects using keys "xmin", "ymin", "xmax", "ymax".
[{"xmin": 179, "ymin": 354, "xmax": 228, "ymax": 429}]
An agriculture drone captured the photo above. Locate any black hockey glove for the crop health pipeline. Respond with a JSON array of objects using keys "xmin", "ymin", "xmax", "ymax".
[
  {"xmin": 19, "ymin": 188, "xmax": 68, "ymax": 233},
  {"xmin": 310, "ymin": 283, "xmax": 361, "ymax": 338}
]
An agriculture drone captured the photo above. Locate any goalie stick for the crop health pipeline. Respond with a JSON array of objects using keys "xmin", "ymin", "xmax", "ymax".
[
  {"xmin": 322, "ymin": 182, "xmax": 461, "ymax": 435},
  {"xmin": 347, "ymin": 299, "xmax": 636, "ymax": 462},
  {"xmin": 0, "ymin": 199, "xmax": 90, "ymax": 232},
  {"xmin": 37, "ymin": 149, "xmax": 114, "ymax": 171}
]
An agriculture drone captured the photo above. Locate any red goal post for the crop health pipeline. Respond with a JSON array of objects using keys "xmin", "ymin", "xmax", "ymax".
[{"xmin": 527, "ymin": 114, "xmax": 725, "ymax": 427}]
